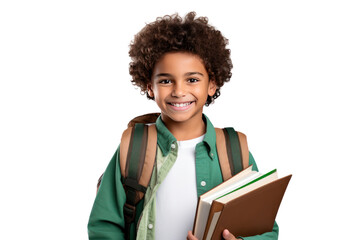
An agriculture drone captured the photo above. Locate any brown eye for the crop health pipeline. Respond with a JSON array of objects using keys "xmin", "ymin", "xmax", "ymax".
[
  {"xmin": 188, "ymin": 78, "xmax": 199, "ymax": 83},
  {"xmin": 159, "ymin": 79, "xmax": 171, "ymax": 84}
]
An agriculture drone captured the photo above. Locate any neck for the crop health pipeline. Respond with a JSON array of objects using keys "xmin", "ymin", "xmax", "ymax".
[{"xmin": 161, "ymin": 113, "xmax": 206, "ymax": 141}]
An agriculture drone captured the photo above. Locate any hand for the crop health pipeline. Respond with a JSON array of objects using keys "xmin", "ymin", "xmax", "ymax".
[{"xmin": 186, "ymin": 229, "xmax": 239, "ymax": 240}]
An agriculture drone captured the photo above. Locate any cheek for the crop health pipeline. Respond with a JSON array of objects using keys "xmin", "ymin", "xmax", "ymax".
[
  {"xmin": 153, "ymin": 88, "xmax": 168, "ymax": 103},
  {"xmin": 195, "ymin": 86, "xmax": 212, "ymax": 100}
]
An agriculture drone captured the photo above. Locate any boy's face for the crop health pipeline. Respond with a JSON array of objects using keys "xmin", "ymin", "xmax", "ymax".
[{"xmin": 148, "ymin": 52, "xmax": 216, "ymax": 125}]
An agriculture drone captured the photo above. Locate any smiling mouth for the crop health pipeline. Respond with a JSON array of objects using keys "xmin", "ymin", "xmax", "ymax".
[{"xmin": 168, "ymin": 101, "xmax": 194, "ymax": 107}]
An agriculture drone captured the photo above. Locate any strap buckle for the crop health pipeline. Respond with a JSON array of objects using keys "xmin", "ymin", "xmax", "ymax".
[{"xmin": 123, "ymin": 203, "xmax": 136, "ymax": 222}]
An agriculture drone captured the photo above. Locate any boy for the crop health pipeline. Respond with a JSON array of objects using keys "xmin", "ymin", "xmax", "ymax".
[{"xmin": 88, "ymin": 12, "xmax": 279, "ymax": 240}]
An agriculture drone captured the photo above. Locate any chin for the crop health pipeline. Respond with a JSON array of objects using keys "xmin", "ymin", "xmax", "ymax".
[{"xmin": 167, "ymin": 113, "xmax": 192, "ymax": 123}]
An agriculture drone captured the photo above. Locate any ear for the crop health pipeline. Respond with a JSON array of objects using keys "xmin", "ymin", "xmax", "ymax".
[
  {"xmin": 208, "ymin": 80, "xmax": 217, "ymax": 97},
  {"xmin": 147, "ymin": 84, "xmax": 154, "ymax": 98}
]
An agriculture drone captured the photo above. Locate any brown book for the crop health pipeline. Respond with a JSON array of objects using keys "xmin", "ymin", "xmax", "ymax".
[
  {"xmin": 203, "ymin": 174, "xmax": 292, "ymax": 240},
  {"xmin": 193, "ymin": 166, "xmax": 262, "ymax": 239}
]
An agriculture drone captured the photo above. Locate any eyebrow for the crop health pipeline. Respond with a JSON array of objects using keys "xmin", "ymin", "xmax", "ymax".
[
  {"xmin": 185, "ymin": 72, "xmax": 204, "ymax": 77},
  {"xmin": 154, "ymin": 72, "xmax": 204, "ymax": 78}
]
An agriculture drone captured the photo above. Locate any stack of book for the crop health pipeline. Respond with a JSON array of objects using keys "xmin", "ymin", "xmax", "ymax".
[{"xmin": 192, "ymin": 165, "xmax": 291, "ymax": 240}]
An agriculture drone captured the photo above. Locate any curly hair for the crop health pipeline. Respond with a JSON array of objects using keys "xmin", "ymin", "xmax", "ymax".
[{"xmin": 129, "ymin": 12, "xmax": 233, "ymax": 106}]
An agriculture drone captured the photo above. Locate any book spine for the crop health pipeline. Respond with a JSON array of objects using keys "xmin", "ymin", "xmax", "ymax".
[{"xmin": 203, "ymin": 201, "xmax": 224, "ymax": 240}]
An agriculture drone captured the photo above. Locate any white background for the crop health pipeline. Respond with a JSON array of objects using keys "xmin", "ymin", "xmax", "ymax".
[{"xmin": 1, "ymin": 0, "xmax": 359, "ymax": 239}]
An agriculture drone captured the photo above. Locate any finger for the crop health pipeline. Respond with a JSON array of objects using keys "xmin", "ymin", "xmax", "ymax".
[
  {"xmin": 187, "ymin": 231, "xmax": 198, "ymax": 240},
  {"xmin": 222, "ymin": 229, "xmax": 236, "ymax": 240}
]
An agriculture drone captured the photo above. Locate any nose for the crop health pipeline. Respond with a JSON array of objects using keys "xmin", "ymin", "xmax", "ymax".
[{"xmin": 171, "ymin": 82, "xmax": 186, "ymax": 97}]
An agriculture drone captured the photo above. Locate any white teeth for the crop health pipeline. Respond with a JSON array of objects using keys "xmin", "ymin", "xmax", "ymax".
[{"xmin": 171, "ymin": 102, "xmax": 191, "ymax": 107}]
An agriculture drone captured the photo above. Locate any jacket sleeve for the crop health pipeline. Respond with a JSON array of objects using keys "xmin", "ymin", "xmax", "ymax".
[
  {"xmin": 240, "ymin": 152, "xmax": 279, "ymax": 240},
  {"xmin": 88, "ymin": 146, "xmax": 126, "ymax": 240}
]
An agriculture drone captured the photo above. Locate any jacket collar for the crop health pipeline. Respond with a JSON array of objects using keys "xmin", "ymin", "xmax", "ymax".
[{"xmin": 155, "ymin": 114, "xmax": 216, "ymax": 159}]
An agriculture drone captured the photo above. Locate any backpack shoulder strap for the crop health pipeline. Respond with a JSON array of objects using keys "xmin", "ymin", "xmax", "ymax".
[
  {"xmin": 120, "ymin": 123, "xmax": 157, "ymax": 192},
  {"xmin": 119, "ymin": 121, "xmax": 157, "ymax": 240},
  {"xmin": 96, "ymin": 113, "xmax": 160, "ymax": 239},
  {"xmin": 215, "ymin": 127, "xmax": 249, "ymax": 181}
]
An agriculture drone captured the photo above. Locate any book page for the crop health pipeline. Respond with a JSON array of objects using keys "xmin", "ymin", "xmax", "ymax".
[
  {"xmin": 202, "ymin": 171, "xmax": 260, "ymax": 203},
  {"xmin": 194, "ymin": 201, "xmax": 212, "ymax": 239},
  {"xmin": 217, "ymin": 171, "xmax": 278, "ymax": 204},
  {"xmin": 200, "ymin": 165, "xmax": 253, "ymax": 200},
  {"xmin": 205, "ymin": 211, "xmax": 221, "ymax": 240}
]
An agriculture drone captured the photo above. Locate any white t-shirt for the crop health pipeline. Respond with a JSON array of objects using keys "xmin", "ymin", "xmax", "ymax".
[{"xmin": 155, "ymin": 134, "xmax": 205, "ymax": 240}]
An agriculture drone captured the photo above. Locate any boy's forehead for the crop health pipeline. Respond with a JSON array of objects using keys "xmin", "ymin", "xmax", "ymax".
[{"xmin": 153, "ymin": 52, "xmax": 207, "ymax": 73}]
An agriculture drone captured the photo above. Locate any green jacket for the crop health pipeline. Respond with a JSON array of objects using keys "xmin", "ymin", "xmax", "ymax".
[{"xmin": 88, "ymin": 115, "xmax": 279, "ymax": 239}]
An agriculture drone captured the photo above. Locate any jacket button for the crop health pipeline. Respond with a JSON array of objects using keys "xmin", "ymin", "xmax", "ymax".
[
  {"xmin": 201, "ymin": 181, "xmax": 206, "ymax": 187},
  {"xmin": 148, "ymin": 223, "xmax": 153, "ymax": 230}
]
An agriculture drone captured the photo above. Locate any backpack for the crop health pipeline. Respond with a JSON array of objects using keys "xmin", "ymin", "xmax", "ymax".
[{"xmin": 96, "ymin": 113, "xmax": 249, "ymax": 239}]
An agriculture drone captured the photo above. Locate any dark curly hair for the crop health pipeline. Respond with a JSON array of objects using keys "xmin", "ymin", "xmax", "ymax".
[{"xmin": 129, "ymin": 12, "xmax": 233, "ymax": 106}]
